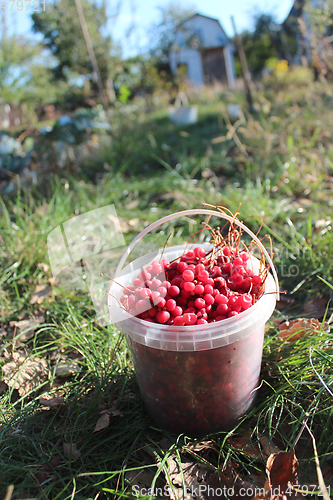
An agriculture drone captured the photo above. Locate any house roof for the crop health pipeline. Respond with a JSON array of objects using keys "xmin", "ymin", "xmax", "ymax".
[{"xmin": 176, "ymin": 13, "xmax": 230, "ymax": 43}]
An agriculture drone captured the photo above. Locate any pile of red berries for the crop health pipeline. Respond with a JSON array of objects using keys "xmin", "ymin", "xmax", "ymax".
[{"xmin": 120, "ymin": 245, "xmax": 266, "ymax": 325}]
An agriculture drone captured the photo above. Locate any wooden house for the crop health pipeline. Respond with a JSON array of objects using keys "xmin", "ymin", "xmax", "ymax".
[{"xmin": 169, "ymin": 13, "xmax": 236, "ymax": 88}]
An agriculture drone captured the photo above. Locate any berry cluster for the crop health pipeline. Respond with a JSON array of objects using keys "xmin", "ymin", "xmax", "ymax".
[{"xmin": 120, "ymin": 246, "xmax": 265, "ymax": 325}]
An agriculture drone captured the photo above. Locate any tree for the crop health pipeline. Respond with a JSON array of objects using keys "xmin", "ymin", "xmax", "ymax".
[
  {"xmin": 237, "ymin": 14, "xmax": 280, "ymax": 77},
  {"xmin": 148, "ymin": 2, "xmax": 195, "ymax": 68},
  {"xmin": 31, "ymin": 0, "xmax": 115, "ymax": 86},
  {"xmin": 0, "ymin": 34, "xmax": 64, "ymax": 105}
]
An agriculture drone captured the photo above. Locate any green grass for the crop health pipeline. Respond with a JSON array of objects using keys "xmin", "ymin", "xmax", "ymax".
[{"xmin": 1, "ymin": 78, "xmax": 333, "ymax": 498}]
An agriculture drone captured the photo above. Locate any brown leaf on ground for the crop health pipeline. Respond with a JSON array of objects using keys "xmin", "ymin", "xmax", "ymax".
[
  {"xmin": 259, "ymin": 436, "xmax": 282, "ymax": 459},
  {"xmin": 55, "ymin": 362, "xmax": 80, "ymax": 377},
  {"xmin": 100, "ymin": 406, "xmax": 124, "ymax": 417},
  {"xmin": 2, "ymin": 352, "xmax": 48, "ymax": 396},
  {"xmin": 39, "ymin": 396, "xmax": 64, "ymax": 408},
  {"xmin": 93, "ymin": 413, "xmax": 110, "ymax": 433},
  {"xmin": 229, "ymin": 434, "xmax": 261, "ymax": 459},
  {"xmin": 279, "ymin": 318, "xmax": 328, "ymax": 342},
  {"xmin": 274, "ymin": 294, "xmax": 294, "ymax": 312},
  {"xmin": 36, "ymin": 456, "xmax": 61, "ymax": 484},
  {"xmin": 63, "ymin": 442, "xmax": 81, "ymax": 461},
  {"xmin": 303, "ymin": 298, "xmax": 327, "ymax": 319},
  {"xmin": 266, "ymin": 449, "xmax": 299, "ymax": 497},
  {"xmin": 9, "ymin": 315, "xmax": 45, "ymax": 341},
  {"xmin": 125, "ymin": 467, "xmax": 162, "ymax": 495},
  {"xmin": 30, "ymin": 284, "xmax": 52, "ymax": 304}
]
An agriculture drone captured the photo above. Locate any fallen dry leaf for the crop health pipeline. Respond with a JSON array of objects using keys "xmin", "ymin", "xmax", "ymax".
[
  {"xmin": 100, "ymin": 407, "xmax": 124, "ymax": 417},
  {"xmin": 2, "ymin": 352, "xmax": 48, "ymax": 396},
  {"xmin": 39, "ymin": 396, "xmax": 64, "ymax": 408},
  {"xmin": 93, "ymin": 413, "xmax": 110, "ymax": 433},
  {"xmin": 55, "ymin": 362, "xmax": 80, "ymax": 377},
  {"xmin": 279, "ymin": 318, "xmax": 328, "ymax": 342},
  {"xmin": 259, "ymin": 436, "xmax": 282, "ymax": 459},
  {"xmin": 125, "ymin": 467, "xmax": 163, "ymax": 495},
  {"xmin": 266, "ymin": 449, "xmax": 298, "ymax": 497},
  {"xmin": 229, "ymin": 434, "xmax": 260, "ymax": 459},
  {"xmin": 36, "ymin": 456, "xmax": 61, "ymax": 484},
  {"xmin": 303, "ymin": 298, "xmax": 327, "ymax": 319},
  {"xmin": 9, "ymin": 315, "xmax": 45, "ymax": 341},
  {"xmin": 63, "ymin": 442, "xmax": 81, "ymax": 461},
  {"xmin": 30, "ymin": 284, "xmax": 52, "ymax": 305}
]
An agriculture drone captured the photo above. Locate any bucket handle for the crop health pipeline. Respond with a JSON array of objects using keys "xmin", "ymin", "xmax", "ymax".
[
  {"xmin": 174, "ymin": 92, "xmax": 189, "ymax": 108},
  {"xmin": 115, "ymin": 209, "xmax": 280, "ymax": 300}
]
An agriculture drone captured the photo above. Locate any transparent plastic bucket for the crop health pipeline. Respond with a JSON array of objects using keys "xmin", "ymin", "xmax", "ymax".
[{"xmin": 108, "ymin": 209, "xmax": 279, "ymax": 435}]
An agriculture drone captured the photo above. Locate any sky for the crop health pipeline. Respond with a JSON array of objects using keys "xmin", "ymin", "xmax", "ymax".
[{"xmin": 7, "ymin": 0, "xmax": 294, "ymax": 57}]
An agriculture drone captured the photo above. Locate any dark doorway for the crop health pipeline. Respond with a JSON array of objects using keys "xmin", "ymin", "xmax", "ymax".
[{"xmin": 201, "ymin": 47, "xmax": 228, "ymax": 85}]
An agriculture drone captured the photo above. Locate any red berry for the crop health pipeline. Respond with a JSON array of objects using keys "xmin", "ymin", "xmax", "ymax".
[
  {"xmin": 181, "ymin": 289, "xmax": 191, "ymax": 299},
  {"xmin": 184, "ymin": 307, "xmax": 196, "ymax": 314},
  {"xmin": 228, "ymin": 295, "xmax": 241, "ymax": 312},
  {"xmin": 204, "ymin": 294, "xmax": 214, "ymax": 306},
  {"xmin": 166, "ymin": 299, "xmax": 177, "ymax": 312},
  {"xmin": 171, "ymin": 306, "xmax": 183, "ymax": 317},
  {"xmin": 171, "ymin": 277, "xmax": 182, "ymax": 286},
  {"xmin": 215, "ymin": 294, "xmax": 228, "ymax": 305},
  {"xmin": 232, "ymin": 273, "xmax": 243, "ymax": 285},
  {"xmin": 194, "ymin": 284, "xmax": 205, "ymax": 294},
  {"xmin": 169, "ymin": 285, "xmax": 180, "ymax": 297},
  {"xmin": 217, "ymin": 303, "xmax": 228, "ymax": 314},
  {"xmin": 148, "ymin": 306, "xmax": 158, "ymax": 318},
  {"xmin": 128, "ymin": 294, "xmax": 137, "ymax": 308},
  {"xmin": 204, "ymin": 284, "xmax": 214, "ymax": 295},
  {"xmin": 151, "ymin": 278, "xmax": 162, "ymax": 290},
  {"xmin": 252, "ymin": 275, "xmax": 262, "ymax": 286},
  {"xmin": 173, "ymin": 316, "xmax": 185, "ymax": 326},
  {"xmin": 240, "ymin": 280, "xmax": 251, "ymax": 292},
  {"xmin": 184, "ymin": 281, "xmax": 195, "ymax": 292},
  {"xmin": 194, "ymin": 297, "xmax": 205, "ymax": 309},
  {"xmin": 133, "ymin": 278, "xmax": 143, "ymax": 287},
  {"xmin": 194, "ymin": 263, "xmax": 205, "ymax": 276},
  {"xmin": 239, "ymin": 293, "xmax": 252, "ymax": 310},
  {"xmin": 177, "ymin": 261, "xmax": 187, "ymax": 273},
  {"xmin": 224, "ymin": 262, "xmax": 232, "ymax": 275},
  {"xmin": 233, "ymin": 257, "xmax": 243, "ymax": 267},
  {"xmin": 156, "ymin": 310, "xmax": 170, "ymax": 323},
  {"xmin": 197, "ymin": 270, "xmax": 209, "ymax": 283},
  {"xmin": 160, "ymin": 259, "xmax": 169, "ymax": 270},
  {"xmin": 183, "ymin": 269, "xmax": 195, "ymax": 282},
  {"xmin": 152, "ymin": 261, "xmax": 163, "ymax": 275},
  {"xmin": 157, "ymin": 286, "xmax": 167, "ymax": 297},
  {"xmin": 177, "ymin": 296, "xmax": 187, "ymax": 307},
  {"xmin": 185, "ymin": 250, "xmax": 195, "ymax": 261},
  {"xmin": 135, "ymin": 300, "xmax": 148, "ymax": 314},
  {"xmin": 140, "ymin": 288, "xmax": 151, "ymax": 299},
  {"xmin": 194, "ymin": 247, "xmax": 206, "ymax": 259},
  {"xmin": 197, "ymin": 318, "xmax": 207, "ymax": 324},
  {"xmin": 184, "ymin": 313, "xmax": 197, "ymax": 325}
]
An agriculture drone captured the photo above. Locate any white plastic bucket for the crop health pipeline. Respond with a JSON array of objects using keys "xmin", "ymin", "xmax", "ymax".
[
  {"xmin": 108, "ymin": 209, "xmax": 279, "ymax": 435},
  {"xmin": 168, "ymin": 92, "xmax": 198, "ymax": 126}
]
